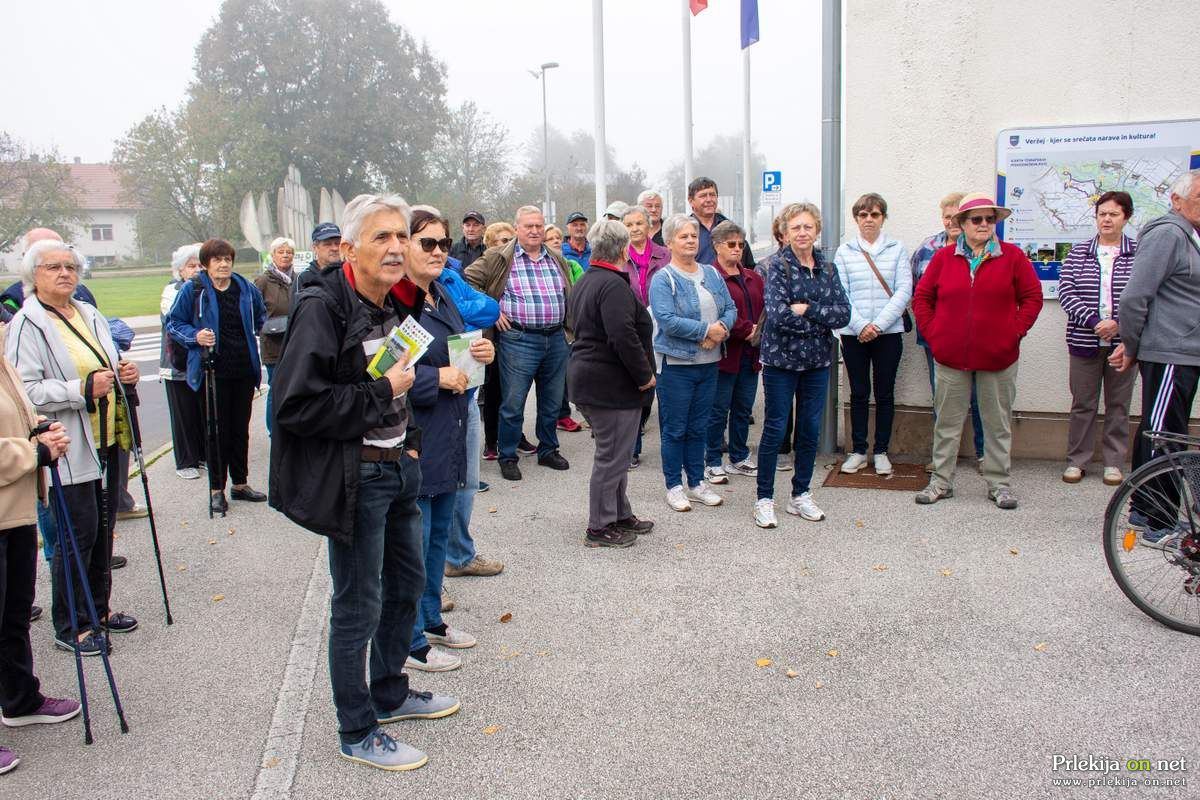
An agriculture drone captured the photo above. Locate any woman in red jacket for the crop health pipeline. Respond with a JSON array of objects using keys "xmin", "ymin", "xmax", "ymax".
[{"xmin": 912, "ymin": 193, "xmax": 1043, "ymax": 509}]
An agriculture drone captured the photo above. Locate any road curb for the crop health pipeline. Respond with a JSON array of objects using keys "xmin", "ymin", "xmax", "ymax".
[{"xmin": 130, "ymin": 441, "xmax": 174, "ymax": 478}]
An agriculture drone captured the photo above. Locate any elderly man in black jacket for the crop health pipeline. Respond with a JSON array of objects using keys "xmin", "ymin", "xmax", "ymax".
[{"xmin": 269, "ymin": 194, "xmax": 458, "ymax": 772}]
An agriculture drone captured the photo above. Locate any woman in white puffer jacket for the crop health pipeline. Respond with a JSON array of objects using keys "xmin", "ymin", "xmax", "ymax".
[{"xmin": 833, "ymin": 193, "xmax": 912, "ymax": 476}]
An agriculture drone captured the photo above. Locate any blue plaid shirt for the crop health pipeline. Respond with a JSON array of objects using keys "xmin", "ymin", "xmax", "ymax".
[{"xmin": 500, "ymin": 243, "xmax": 566, "ymax": 327}]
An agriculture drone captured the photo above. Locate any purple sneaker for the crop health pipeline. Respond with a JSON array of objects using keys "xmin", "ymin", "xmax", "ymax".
[
  {"xmin": 1, "ymin": 696, "xmax": 81, "ymax": 728},
  {"xmin": 0, "ymin": 746, "xmax": 18, "ymax": 775}
]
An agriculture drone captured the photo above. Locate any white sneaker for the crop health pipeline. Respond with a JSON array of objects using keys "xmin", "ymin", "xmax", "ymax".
[
  {"xmin": 686, "ymin": 483, "xmax": 724, "ymax": 507},
  {"xmin": 841, "ymin": 453, "xmax": 868, "ymax": 473},
  {"xmin": 786, "ymin": 492, "xmax": 825, "ymax": 521},
  {"xmin": 704, "ymin": 465, "xmax": 729, "ymax": 485},
  {"xmin": 727, "ymin": 459, "xmax": 758, "ymax": 477},
  {"xmin": 425, "ymin": 625, "xmax": 476, "ymax": 649},
  {"xmin": 1062, "ymin": 466, "xmax": 1083, "ymax": 483},
  {"xmin": 175, "ymin": 467, "xmax": 200, "ymax": 480},
  {"xmin": 405, "ymin": 646, "xmax": 461, "ymax": 673},
  {"xmin": 776, "ymin": 454, "xmax": 793, "ymax": 472},
  {"xmin": 1103, "ymin": 466, "xmax": 1124, "ymax": 486},
  {"xmin": 666, "ymin": 486, "xmax": 692, "ymax": 512},
  {"xmin": 873, "ymin": 453, "xmax": 893, "ymax": 475},
  {"xmin": 754, "ymin": 498, "xmax": 778, "ymax": 528}
]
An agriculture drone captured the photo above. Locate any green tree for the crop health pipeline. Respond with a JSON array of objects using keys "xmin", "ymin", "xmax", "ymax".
[
  {"xmin": 418, "ymin": 101, "xmax": 512, "ymax": 229},
  {"xmin": 0, "ymin": 133, "xmax": 85, "ymax": 253}
]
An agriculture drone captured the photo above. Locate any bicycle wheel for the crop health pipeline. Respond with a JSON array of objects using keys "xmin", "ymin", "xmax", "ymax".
[{"xmin": 1103, "ymin": 452, "xmax": 1200, "ymax": 636}]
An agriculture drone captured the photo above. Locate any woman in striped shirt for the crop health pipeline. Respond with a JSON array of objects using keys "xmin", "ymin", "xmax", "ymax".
[{"xmin": 1057, "ymin": 191, "xmax": 1138, "ymax": 486}]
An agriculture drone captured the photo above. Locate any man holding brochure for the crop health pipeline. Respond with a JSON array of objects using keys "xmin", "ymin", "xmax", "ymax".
[{"xmin": 269, "ymin": 194, "xmax": 459, "ymax": 772}]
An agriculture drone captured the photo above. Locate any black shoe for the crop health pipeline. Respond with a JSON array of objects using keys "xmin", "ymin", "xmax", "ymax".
[
  {"xmin": 54, "ymin": 633, "xmax": 112, "ymax": 657},
  {"xmin": 585, "ymin": 527, "xmax": 637, "ymax": 548},
  {"xmin": 30, "ymin": 605, "xmax": 43, "ymax": 622},
  {"xmin": 499, "ymin": 461, "xmax": 522, "ymax": 481},
  {"xmin": 517, "ymin": 436, "xmax": 537, "ymax": 456},
  {"xmin": 538, "ymin": 451, "xmax": 569, "ymax": 471},
  {"xmin": 612, "ymin": 515, "xmax": 654, "ymax": 534},
  {"xmin": 231, "ymin": 486, "xmax": 267, "ymax": 502},
  {"xmin": 478, "ymin": 481, "xmax": 490, "ymax": 493},
  {"xmin": 628, "ymin": 455, "xmax": 640, "ymax": 471},
  {"xmin": 210, "ymin": 493, "xmax": 229, "ymax": 514},
  {"xmin": 110, "ymin": 555, "xmax": 128, "ymax": 570},
  {"xmin": 103, "ymin": 612, "xmax": 138, "ymax": 634}
]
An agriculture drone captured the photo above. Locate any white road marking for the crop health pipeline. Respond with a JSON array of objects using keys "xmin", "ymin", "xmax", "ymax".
[{"xmin": 251, "ymin": 552, "xmax": 330, "ymax": 800}]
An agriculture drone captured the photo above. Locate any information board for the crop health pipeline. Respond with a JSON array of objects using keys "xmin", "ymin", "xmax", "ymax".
[{"xmin": 995, "ymin": 119, "xmax": 1200, "ymax": 299}]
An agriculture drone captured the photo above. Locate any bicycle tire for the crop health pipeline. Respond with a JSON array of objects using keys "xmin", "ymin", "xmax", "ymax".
[{"xmin": 1103, "ymin": 452, "xmax": 1200, "ymax": 636}]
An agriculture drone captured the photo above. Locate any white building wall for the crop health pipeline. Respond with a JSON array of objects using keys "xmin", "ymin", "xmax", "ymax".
[
  {"xmin": 843, "ymin": 0, "xmax": 1200, "ymax": 417},
  {"xmin": 68, "ymin": 209, "xmax": 139, "ymax": 265}
]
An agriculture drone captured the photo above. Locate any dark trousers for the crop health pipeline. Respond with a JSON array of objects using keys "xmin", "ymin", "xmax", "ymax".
[
  {"xmin": 634, "ymin": 402, "xmax": 654, "ymax": 458},
  {"xmin": 51, "ymin": 445, "xmax": 119, "ymax": 641},
  {"xmin": 0, "ymin": 525, "xmax": 44, "ymax": 718},
  {"xmin": 410, "ymin": 491, "xmax": 456, "ymax": 654},
  {"xmin": 483, "ymin": 359, "xmax": 501, "ymax": 451},
  {"xmin": 204, "ymin": 374, "xmax": 256, "ymax": 491},
  {"xmin": 327, "ymin": 455, "xmax": 424, "ymax": 744},
  {"xmin": 580, "ymin": 405, "xmax": 641, "ymax": 529},
  {"xmin": 1131, "ymin": 361, "xmax": 1200, "ymax": 529},
  {"xmin": 757, "ymin": 365, "xmax": 830, "ymax": 500},
  {"xmin": 706, "ymin": 354, "xmax": 759, "ymax": 467},
  {"xmin": 840, "ymin": 333, "xmax": 903, "ymax": 455},
  {"xmin": 165, "ymin": 378, "xmax": 205, "ymax": 470}
]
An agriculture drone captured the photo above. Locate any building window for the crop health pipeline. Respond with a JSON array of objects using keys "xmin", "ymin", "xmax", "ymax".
[
  {"xmin": 91, "ymin": 256, "xmax": 116, "ymax": 266},
  {"xmin": 91, "ymin": 224, "xmax": 113, "ymax": 241}
]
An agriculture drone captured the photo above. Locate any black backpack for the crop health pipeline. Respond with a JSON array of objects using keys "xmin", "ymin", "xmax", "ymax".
[{"xmin": 167, "ymin": 278, "xmax": 203, "ymax": 373}]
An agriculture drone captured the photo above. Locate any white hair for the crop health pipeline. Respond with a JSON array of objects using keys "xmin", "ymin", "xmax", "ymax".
[
  {"xmin": 661, "ymin": 213, "xmax": 698, "ymax": 246},
  {"xmin": 622, "ymin": 205, "xmax": 651, "ymax": 226},
  {"xmin": 588, "ymin": 219, "xmax": 631, "ymax": 265},
  {"xmin": 1169, "ymin": 169, "xmax": 1200, "ymax": 200},
  {"xmin": 514, "ymin": 205, "xmax": 544, "ymax": 225},
  {"xmin": 20, "ymin": 240, "xmax": 83, "ymax": 295},
  {"xmin": 636, "ymin": 190, "xmax": 662, "ymax": 205},
  {"xmin": 341, "ymin": 193, "xmax": 411, "ymax": 246},
  {"xmin": 269, "ymin": 236, "xmax": 296, "ymax": 253},
  {"xmin": 170, "ymin": 243, "xmax": 202, "ymax": 281}
]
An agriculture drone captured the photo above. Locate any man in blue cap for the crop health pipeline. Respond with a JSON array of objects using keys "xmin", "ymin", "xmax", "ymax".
[{"xmin": 294, "ymin": 222, "xmax": 343, "ymax": 297}]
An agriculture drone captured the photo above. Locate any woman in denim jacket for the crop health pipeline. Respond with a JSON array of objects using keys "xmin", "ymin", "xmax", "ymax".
[
  {"xmin": 649, "ymin": 214, "xmax": 737, "ymax": 513},
  {"xmin": 753, "ymin": 203, "xmax": 851, "ymax": 529}
]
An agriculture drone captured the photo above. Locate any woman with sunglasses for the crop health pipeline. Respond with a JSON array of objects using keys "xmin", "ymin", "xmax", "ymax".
[
  {"xmin": 912, "ymin": 193, "xmax": 1043, "ymax": 510},
  {"xmin": 832, "ymin": 193, "xmax": 912, "ymax": 477},
  {"xmin": 401, "ymin": 208, "xmax": 495, "ymax": 674}
]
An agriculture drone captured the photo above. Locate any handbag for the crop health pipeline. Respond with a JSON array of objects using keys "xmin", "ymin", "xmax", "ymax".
[
  {"xmin": 862, "ymin": 251, "xmax": 913, "ymax": 333},
  {"xmin": 261, "ymin": 316, "xmax": 289, "ymax": 337}
]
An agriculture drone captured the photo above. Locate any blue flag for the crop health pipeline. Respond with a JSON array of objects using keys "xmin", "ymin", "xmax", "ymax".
[{"xmin": 741, "ymin": 0, "xmax": 759, "ymax": 48}]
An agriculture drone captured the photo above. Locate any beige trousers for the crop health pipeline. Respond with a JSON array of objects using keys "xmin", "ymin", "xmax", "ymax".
[
  {"xmin": 1066, "ymin": 351, "xmax": 1136, "ymax": 469},
  {"xmin": 931, "ymin": 361, "xmax": 1018, "ymax": 491}
]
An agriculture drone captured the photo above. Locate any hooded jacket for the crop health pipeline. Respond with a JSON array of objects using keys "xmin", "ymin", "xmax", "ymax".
[
  {"xmin": 1118, "ymin": 210, "xmax": 1200, "ymax": 366},
  {"xmin": 268, "ymin": 264, "xmax": 425, "ymax": 544}
]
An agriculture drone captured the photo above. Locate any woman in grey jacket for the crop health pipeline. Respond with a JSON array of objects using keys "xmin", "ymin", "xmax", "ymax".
[
  {"xmin": 5, "ymin": 240, "xmax": 140, "ymax": 656},
  {"xmin": 160, "ymin": 244, "xmax": 205, "ymax": 479},
  {"xmin": 832, "ymin": 193, "xmax": 912, "ymax": 476}
]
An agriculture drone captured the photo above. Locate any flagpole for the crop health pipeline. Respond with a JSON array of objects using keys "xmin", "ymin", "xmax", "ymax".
[
  {"xmin": 741, "ymin": 47, "xmax": 753, "ymax": 243},
  {"xmin": 681, "ymin": 0, "xmax": 695, "ymax": 210},
  {"xmin": 818, "ymin": 0, "xmax": 843, "ymax": 453},
  {"xmin": 592, "ymin": 0, "xmax": 608, "ymax": 219}
]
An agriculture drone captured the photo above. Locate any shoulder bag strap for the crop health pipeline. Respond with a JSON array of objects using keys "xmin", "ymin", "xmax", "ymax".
[
  {"xmin": 861, "ymin": 251, "xmax": 893, "ymax": 297},
  {"xmin": 40, "ymin": 301, "xmax": 114, "ymax": 370}
]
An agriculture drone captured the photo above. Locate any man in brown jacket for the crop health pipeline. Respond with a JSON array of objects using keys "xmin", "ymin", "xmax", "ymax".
[{"xmin": 464, "ymin": 206, "xmax": 573, "ymax": 481}]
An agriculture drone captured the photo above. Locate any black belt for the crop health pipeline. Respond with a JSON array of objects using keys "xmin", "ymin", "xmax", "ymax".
[
  {"xmin": 508, "ymin": 321, "xmax": 563, "ymax": 335},
  {"xmin": 361, "ymin": 445, "xmax": 404, "ymax": 462}
]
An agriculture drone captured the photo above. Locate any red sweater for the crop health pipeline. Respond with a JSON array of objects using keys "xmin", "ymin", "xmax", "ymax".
[{"xmin": 912, "ymin": 240, "xmax": 1043, "ymax": 372}]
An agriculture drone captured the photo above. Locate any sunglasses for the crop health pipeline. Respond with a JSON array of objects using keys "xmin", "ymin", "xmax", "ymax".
[
  {"xmin": 417, "ymin": 237, "xmax": 453, "ymax": 253},
  {"xmin": 966, "ymin": 215, "xmax": 997, "ymax": 226},
  {"xmin": 720, "ymin": 241, "xmax": 745, "ymax": 249},
  {"xmin": 856, "ymin": 211, "xmax": 884, "ymax": 219}
]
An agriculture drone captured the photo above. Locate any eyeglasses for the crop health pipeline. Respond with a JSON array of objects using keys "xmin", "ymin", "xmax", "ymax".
[
  {"xmin": 417, "ymin": 237, "xmax": 453, "ymax": 253},
  {"xmin": 720, "ymin": 241, "xmax": 745, "ymax": 249},
  {"xmin": 497, "ymin": 236, "xmax": 513, "ymax": 245},
  {"xmin": 966, "ymin": 215, "xmax": 997, "ymax": 225},
  {"xmin": 856, "ymin": 211, "xmax": 884, "ymax": 220},
  {"xmin": 39, "ymin": 262, "xmax": 78, "ymax": 274}
]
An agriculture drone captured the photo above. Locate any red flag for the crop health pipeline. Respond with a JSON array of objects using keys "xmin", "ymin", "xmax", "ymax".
[{"xmin": 690, "ymin": 0, "xmax": 708, "ymax": 14}]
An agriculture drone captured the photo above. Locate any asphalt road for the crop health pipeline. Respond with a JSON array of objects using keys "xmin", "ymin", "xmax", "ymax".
[{"xmin": 4, "ymin": 392, "xmax": 1198, "ymax": 799}]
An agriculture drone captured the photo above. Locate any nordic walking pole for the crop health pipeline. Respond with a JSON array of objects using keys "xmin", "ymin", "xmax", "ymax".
[
  {"xmin": 122, "ymin": 386, "xmax": 173, "ymax": 625},
  {"xmin": 202, "ymin": 346, "xmax": 221, "ymax": 518}
]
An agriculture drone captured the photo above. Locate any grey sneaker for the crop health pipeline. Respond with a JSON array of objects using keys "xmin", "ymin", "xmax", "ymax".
[
  {"xmin": 339, "ymin": 728, "xmax": 427, "ymax": 771},
  {"xmin": 988, "ymin": 486, "xmax": 1018, "ymax": 509},
  {"xmin": 377, "ymin": 690, "xmax": 461, "ymax": 723},
  {"xmin": 915, "ymin": 483, "xmax": 953, "ymax": 505}
]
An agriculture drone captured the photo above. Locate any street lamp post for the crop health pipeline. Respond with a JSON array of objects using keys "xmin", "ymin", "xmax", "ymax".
[{"xmin": 529, "ymin": 61, "xmax": 560, "ymax": 222}]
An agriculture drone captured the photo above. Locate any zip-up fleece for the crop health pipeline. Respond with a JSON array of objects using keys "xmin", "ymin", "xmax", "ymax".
[
  {"xmin": 912, "ymin": 238, "xmax": 1043, "ymax": 372},
  {"xmin": 758, "ymin": 247, "xmax": 851, "ymax": 372},
  {"xmin": 1118, "ymin": 210, "xmax": 1200, "ymax": 366}
]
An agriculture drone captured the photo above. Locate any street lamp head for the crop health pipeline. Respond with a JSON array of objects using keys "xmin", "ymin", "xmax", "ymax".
[{"xmin": 541, "ymin": 61, "xmax": 560, "ymax": 70}]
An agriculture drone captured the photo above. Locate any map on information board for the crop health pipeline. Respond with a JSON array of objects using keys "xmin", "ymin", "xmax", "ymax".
[{"xmin": 996, "ymin": 119, "xmax": 1200, "ymax": 299}]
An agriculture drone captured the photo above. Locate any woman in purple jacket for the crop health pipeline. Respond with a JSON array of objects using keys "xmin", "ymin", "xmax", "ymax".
[
  {"xmin": 1057, "ymin": 191, "xmax": 1138, "ymax": 486},
  {"xmin": 621, "ymin": 205, "xmax": 670, "ymax": 468}
]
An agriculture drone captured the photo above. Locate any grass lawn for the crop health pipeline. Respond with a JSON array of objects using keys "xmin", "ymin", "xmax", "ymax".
[{"xmin": 87, "ymin": 266, "xmax": 262, "ymax": 318}]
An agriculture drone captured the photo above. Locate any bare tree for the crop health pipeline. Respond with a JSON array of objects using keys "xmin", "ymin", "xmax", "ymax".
[{"xmin": 0, "ymin": 132, "xmax": 85, "ymax": 253}]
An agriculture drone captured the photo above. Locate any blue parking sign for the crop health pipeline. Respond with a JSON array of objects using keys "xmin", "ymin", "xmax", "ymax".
[{"xmin": 762, "ymin": 171, "xmax": 781, "ymax": 192}]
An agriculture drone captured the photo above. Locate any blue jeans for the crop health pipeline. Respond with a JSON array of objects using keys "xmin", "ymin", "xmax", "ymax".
[
  {"xmin": 37, "ymin": 500, "xmax": 56, "ymax": 562},
  {"xmin": 327, "ymin": 455, "xmax": 424, "ymax": 744},
  {"xmin": 410, "ymin": 491, "xmax": 456, "ymax": 653},
  {"xmin": 706, "ymin": 355, "xmax": 759, "ymax": 467},
  {"xmin": 497, "ymin": 328, "xmax": 568, "ymax": 461},
  {"xmin": 446, "ymin": 393, "xmax": 480, "ymax": 570},
  {"xmin": 923, "ymin": 345, "xmax": 984, "ymax": 458},
  {"xmin": 756, "ymin": 365, "xmax": 829, "ymax": 500},
  {"xmin": 265, "ymin": 364, "xmax": 276, "ymax": 436},
  {"xmin": 657, "ymin": 362, "xmax": 719, "ymax": 489}
]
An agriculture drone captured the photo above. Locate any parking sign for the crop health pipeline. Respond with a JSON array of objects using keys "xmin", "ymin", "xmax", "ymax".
[{"xmin": 762, "ymin": 171, "xmax": 781, "ymax": 192}]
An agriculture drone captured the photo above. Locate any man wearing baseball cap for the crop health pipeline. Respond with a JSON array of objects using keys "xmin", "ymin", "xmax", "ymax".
[
  {"xmin": 450, "ymin": 212, "xmax": 486, "ymax": 268},
  {"xmin": 294, "ymin": 222, "xmax": 343, "ymax": 297},
  {"xmin": 563, "ymin": 212, "xmax": 591, "ymax": 272}
]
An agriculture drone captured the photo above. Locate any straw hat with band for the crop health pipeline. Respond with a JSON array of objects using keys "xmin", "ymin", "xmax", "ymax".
[{"xmin": 954, "ymin": 193, "xmax": 1012, "ymax": 225}]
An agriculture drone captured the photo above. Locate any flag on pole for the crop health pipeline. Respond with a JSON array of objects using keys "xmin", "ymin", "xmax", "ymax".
[
  {"xmin": 690, "ymin": 0, "xmax": 707, "ymax": 15},
  {"xmin": 740, "ymin": 0, "xmax": 759, "ymax": 48}
]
